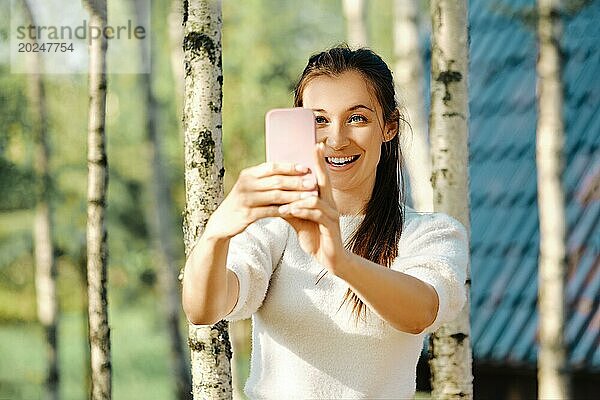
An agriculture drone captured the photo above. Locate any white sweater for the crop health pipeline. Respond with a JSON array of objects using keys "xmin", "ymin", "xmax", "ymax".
[{"xmin": 223, "ymin": 205, "xmax": 469, "ymax": 399}]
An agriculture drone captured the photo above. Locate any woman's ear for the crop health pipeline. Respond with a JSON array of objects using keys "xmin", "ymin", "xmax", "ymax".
[{"xmin": 383, "ymin": 108, "xmax": 400, "ymax": 142}]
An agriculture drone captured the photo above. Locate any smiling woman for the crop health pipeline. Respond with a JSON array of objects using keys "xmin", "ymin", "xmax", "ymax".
[
  {"xmin": 182, "ymin": 44, "xmax": 469, "ymax": 399},
  {"xmin": 299, "ymin": 69, "xmax": 397, "ymax": 216}
]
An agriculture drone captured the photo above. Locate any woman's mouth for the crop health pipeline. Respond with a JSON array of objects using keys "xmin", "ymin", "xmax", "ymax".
[{"xmin": 325, "ymin": 155, "xmax": 360, "ymax": 170}]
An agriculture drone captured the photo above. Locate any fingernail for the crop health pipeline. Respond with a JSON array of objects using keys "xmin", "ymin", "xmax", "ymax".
[
  {"xmin": 295, "ymin": 164, "xmax": 308, "ymax": 173},
  {"xmin": 301, "ymin": 191, "xmax": 318, "ymax": 199},
  {"xmin": 279, "ymin": 205, "xmax": 289, "ymax": 213},
  {"xmin": 302, "ymin": 178, "xmax": 316, "ymax": 188}
]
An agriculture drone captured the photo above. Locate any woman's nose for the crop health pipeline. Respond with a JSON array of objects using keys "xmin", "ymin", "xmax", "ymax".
[{"xmin": 320, "ymin": 124, "xmax": 350, "ymax": 150}]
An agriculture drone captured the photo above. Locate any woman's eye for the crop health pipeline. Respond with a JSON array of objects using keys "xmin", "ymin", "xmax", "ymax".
[
  {"xmin": 315, "ymin": 116, "xmax": 327, "ymax": 124},
  {"xmin": 349, "ymin": 114, "xmax": 367, "ymax": 123}
]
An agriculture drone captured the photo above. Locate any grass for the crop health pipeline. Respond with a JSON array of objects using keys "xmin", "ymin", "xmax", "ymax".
[
  {"xmin": 0, "ymin": 304, "xmax": 428, "ymax": 399},
  {"xmin": 0, "ymin": 303, "xmax": 175, "ymax": 400},
  {"xmin": 0, "ymin": 210, "xmax": 33, "ymax": 238}
]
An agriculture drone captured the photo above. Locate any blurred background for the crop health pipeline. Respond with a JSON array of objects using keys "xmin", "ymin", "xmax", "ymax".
[{"xmin": 1, "ymin": 0, "xmax": 598, "ymax": 399}]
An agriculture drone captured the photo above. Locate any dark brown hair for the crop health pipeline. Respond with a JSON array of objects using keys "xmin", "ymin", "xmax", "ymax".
[{"xmin": 293, "ymin": 43, "xmax": 407, "ymax": 324}]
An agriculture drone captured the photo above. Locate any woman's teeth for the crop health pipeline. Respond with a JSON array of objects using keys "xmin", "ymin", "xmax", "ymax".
[{"xmin": 326, "ymin": 155, "xmax": 359, "ymax": 166}]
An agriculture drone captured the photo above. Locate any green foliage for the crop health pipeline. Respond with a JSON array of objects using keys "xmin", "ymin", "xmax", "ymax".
[
  {"xmin": 367, "ymin": 0, "xmax": 395, "ymax": 63},
  {"xmin": 221, "ymin": 0, "xmax": 345, "ymax": 191},
  {"xmin": 0, "ymin": 0, "xmax": 398, "ymax": 395},
  {"xmin": 0, "ymin": 0, "xmax": 398, "ymax": 328},
  {"xmin": 0, "ymin": 63, "xmax": 37, "ymax": 211},
  {"xmin": 0, "ymin": 65, "xmax": 30, "ymax": 156},
  {"xmin": 0, "ymin": 225, "xmax": 32, "ymax": 275},
  {"xmin": 0, "ymin": 158, "xmax": 37, "ymax": 210},
  {"xmin": 0, "ymin": 0, "xmax": 186, "ymax": 324},
  {"xmin": 0, "ymin": 305, "xmax": 176, "ymax": 399},
  {"xmin": 0, "ymin": 208, "xmax": 36, "ymax": 322},
  {"xmin": 0, "ymin": 252, "xmax": 37, "ymax": 322}
]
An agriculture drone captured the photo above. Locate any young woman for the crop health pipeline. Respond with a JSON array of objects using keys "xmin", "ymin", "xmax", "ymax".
[{"xmin": 182, "ymin": 45, "xmax": 468, "ymax": 399}]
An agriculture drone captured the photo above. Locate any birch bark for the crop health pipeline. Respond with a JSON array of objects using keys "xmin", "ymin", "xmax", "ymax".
[
  {"xmin": 428, "ymin": 0, "xmax": 473, "ymax": 398},
  {"xmin": 536, "ymin": 0, "xmax": 570, "ymax": 398},
  {"xmin": 83, "ymin": 0, "xmax": 111, "ymax": 398},
  {"xmin": 182, "ymin": 1, "xmax": 232, "ymax": 398},
  {"xmin": 393, "ymin": 0, "xmax": 433, "ymax": 212}
]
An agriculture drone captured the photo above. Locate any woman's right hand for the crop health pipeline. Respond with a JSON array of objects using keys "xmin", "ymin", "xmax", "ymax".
[{"xmin": 204, "ymin": 162, "xmax": 318, "ymax": 240}]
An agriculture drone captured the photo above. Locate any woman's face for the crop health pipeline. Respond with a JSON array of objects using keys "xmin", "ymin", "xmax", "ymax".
[{"xmin": 302, "ymin": 70, "xmax": 396, "ymax": 196}]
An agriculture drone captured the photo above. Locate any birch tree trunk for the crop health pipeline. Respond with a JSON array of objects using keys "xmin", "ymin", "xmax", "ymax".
[
  {"xmin": 77, "ymin": 250, "xmax": 92, "ymax": 397},
  {"xmin": 536, "ymin": 0, "xmax": 570, "ymax": 398},
  {"xmin": 393, "ymin": 0, "xmax": 433, "ymax": 212},
  {"xmin": 182, "ymin": 1, "xmax": 232, "ymax": 398},
  {"xmin": 342, "ymin": 0, "xmax": 368, "ymax": 48},
  {"xmin": 83, "ymin": 0, "xmax": 111, "ymax": 398},
  {"xmin": 428, "ymin": 0, "xmax": 473, "ymax": 398},
  {"xmin": 20, "ymin": 1, "xmax": 59, "ymax": 398},
  {"xmin": 131, "ymin": 0, "xmax": 192, "ymax": 398}
]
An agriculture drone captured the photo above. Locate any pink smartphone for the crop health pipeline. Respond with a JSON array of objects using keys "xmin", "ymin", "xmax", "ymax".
[{"xmin": 265, "ymin": 107, "xmax": 317, "ymax": 180}]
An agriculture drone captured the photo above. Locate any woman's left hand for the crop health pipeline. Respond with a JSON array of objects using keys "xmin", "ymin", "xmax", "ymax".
[{"xmin": 279, "ymin": 143, "xmax": 348, "ymax": 274}]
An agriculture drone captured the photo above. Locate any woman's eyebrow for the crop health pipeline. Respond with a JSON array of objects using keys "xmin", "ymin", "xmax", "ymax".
[
  {"xmin": 347, "ymin": 104, "xmax": 374, "ymax": 113},
  {"xmin": 312, "ymin": 104, "xmax": 374, "ymax": 113}
]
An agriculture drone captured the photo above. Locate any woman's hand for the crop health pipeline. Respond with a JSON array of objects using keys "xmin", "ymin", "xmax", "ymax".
[
  {"xmin": 279, "ymin": 143, "xmax": 349, "ymax": 273},
  {"xmin": 205, "ymin": 161, "xmax": 318, "ymax": 240}
]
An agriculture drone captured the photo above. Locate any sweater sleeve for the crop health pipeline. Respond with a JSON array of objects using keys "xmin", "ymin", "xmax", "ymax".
[
  {"xmin": 224, "ymin": 217, "xmax": 289, "ymax": 322},
  {"xmin": 391, "ymin": 212, "xmax": 469, "ymax": 334}
]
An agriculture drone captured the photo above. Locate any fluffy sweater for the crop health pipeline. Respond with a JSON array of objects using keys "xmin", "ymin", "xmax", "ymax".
[{"xmin": 223, "ymin": 205, "xmax": 469, "ymax": 399}]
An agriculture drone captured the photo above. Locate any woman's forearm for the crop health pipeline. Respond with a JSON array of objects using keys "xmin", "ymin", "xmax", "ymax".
[
  {"xmin": 182, "ymin": 231, "xmax": 236, "ymax": 325},
  {"xmin": 334, "ymin": 252, "xmax": 439, "ymax": 334}
]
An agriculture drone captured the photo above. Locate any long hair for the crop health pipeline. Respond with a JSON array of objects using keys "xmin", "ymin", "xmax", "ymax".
[{"xmin": 293, "ymin": 43, "xmax": 408, "ymax": 324}]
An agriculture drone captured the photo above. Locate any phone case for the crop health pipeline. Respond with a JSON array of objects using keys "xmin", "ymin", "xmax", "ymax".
[{"xmin": 265, "ymin": 107, "xmax": 317, "ymax": 178}]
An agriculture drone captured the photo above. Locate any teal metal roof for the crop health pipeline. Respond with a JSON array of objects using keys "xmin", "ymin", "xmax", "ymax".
[
  {"xmin": 418, "ymin": 0, "xmax": 599, "ymax": 371},
  {"xmin": 469, "ymin": 0, "xmax": 600, "ymax": 371}
]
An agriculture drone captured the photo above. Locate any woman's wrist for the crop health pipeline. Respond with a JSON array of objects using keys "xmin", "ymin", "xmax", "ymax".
[
  {"xmin": 202, "ymin": 224, "xmax": 233, "ymax": 243},
  {"xmin": 330, "ymin": 248, "xmax": 355, "ymax": 278},
  {"xmin": 202, "ymin": 212, "xmax": 234, "ymax": 242}
]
